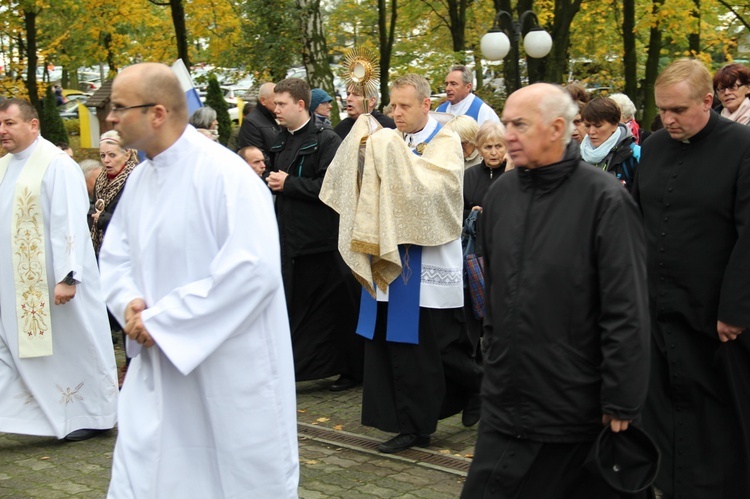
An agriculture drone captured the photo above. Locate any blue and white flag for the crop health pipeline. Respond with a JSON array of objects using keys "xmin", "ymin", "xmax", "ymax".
[{"xmin": 171, "ymin": 59, "xmax": 202, "ymax": 116}]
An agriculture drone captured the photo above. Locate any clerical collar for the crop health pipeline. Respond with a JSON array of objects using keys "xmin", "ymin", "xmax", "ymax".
[
  {"xmin": 681, "ymin": 110, "xmax": 718, "ymax": 144},
  {"xmin": 288, "ymin": 118, "xmax": 311, "ymax": 135},
  {"xmin": 12, "ymin": 136, "xmax": 40, "ymax": 160},
  {"xmin": 403, "ymin": 116, "xmax": 438, "ymax": 150}
]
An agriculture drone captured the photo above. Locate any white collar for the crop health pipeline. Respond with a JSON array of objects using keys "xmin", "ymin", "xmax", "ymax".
[
  {"xmin": 403, "ymin": 116, "xmax": 438, "ymax": 150},
  {"xmin": 443, "ymin": 93, "xmax": 476, "ymax": 114}
]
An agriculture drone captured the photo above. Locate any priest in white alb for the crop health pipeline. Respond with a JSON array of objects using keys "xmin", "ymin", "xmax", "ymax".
[
  {"xmin": 0, "ymin": 98, "xmax": 117, "ymax": 442},
  {"xmin": 99, "ymin": 63, "xmax": 299, "ymax": 498}
]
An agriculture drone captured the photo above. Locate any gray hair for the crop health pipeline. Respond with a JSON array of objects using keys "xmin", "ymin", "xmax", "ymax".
[
  {"xmin": 537, "ymin": 85, "xmax": 578, "ymax": 145},
  {"xmin": 475, "ymin": 121, "xmax": 506, "ymax": 149},
  {"xmin": 79, "ymin": 159, "xmax": 102, "ymax": 176},
  {"xmin": 449, "ymin": 64, "xmax": 473, "ymax": 85},
  {"xmin": 609, "ymin": 93, "xmax": 637, "ymax": 121},
  {"xmin": 347, "ymin": 83, "xmax": 379, "ymax": 104},
  {"xmin": 391, "ymin": 74, "xmax": 431, "ymax": 101},
  {"xmin": 190, "ymin": 106, "xmax": 217, "ymax": 129}
]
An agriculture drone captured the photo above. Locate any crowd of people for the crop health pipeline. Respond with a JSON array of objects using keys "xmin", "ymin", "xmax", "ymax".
[{"xmin": 0, "ymin": 57, "xmax": 747, "ymax": 498}]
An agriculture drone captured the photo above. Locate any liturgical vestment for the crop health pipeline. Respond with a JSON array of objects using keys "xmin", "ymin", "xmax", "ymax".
[
  {"xmin": 100, "ymin": 126, "xmax": 299, "ymax": 499},
  {"xmin": 0, "ymin": 137, "xmax": 117, "ymax": 438}
]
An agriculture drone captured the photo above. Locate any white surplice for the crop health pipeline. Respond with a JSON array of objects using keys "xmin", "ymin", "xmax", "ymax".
[
  {"xmin": 100, "ymin": 126, "xmax": 299, "ymax": 499},
  {"xmin": 0, "ymin": 137, "xmax": 118, "ymax": 438}
]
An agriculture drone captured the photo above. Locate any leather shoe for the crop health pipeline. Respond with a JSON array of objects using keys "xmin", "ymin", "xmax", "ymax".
[
  {"xmin": 378, "ymin": 433, "xmax": 431, "ymax": 454},
  {"xmin": 64, "ymin": 428, "xmax": 107, "ymax": 442},
  {"xmin": 462, "ymin": 394, "xmax": 481, "ymax": 427},
  {"xmin": 329, "ymin": 376, "xmax": 358, "ymax": 392}
]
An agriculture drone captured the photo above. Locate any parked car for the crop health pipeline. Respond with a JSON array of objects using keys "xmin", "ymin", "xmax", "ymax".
[{"xmin": 58, "ymin": 100, "xmax": 81, "ymax": 120}]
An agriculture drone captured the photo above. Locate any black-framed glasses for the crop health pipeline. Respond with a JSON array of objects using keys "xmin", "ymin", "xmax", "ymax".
[
  {"xmin": 108, "ymin": 103, "xmax": 157, "ymax": 114},
  {"xmin": 716, "ymin": 83, "xmax": 745, "ymax": 93}
]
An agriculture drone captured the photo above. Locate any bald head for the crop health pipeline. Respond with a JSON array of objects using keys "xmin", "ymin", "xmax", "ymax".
[
  {"xmin": 259, "ymin": 82, "xmax": 276, "ymax": 113},
  {"xmin": 501, "ymin": 84, "xmax": 576, "ymax": 169},
  {"xmin": 108, "ymin": 63, "xmax": 189, "ymax": 158},
  {"xmin": 119, "ymin": 63, "xmax": 188, "ymax": 124}
]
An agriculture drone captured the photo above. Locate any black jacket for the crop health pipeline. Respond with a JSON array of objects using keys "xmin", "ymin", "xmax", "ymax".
[
  {"xmin": 334, "ymin": 110, "xmax": 396, "ymax": 139},
  {"xmin": 269, "ymin": 119, "xmax": 342, "ymax": 259},
  {"xmin": 480, "ymin": 143, "xmax": 649, "ymax": 442},
  {"xmin": 237, "ymin": 105, "xmax": 280, "ymax": 154}
]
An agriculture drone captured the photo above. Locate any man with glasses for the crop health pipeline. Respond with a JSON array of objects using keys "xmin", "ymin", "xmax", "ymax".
[
  {"xmin": 634, "ymin": 58, "xmax": 750, "ymax": 498},
  {"xmin": 0, "ymin": 98, "xmax": 117, "ymax": 442},
  {"xmin": 99, "ymin": 63, "xmax": 299, "ymax": 498}
]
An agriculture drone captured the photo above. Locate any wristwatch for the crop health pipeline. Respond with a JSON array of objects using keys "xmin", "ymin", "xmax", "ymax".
[{"xmin": 62, "ymin": 271, "xmax": 77, "ymax": 286}]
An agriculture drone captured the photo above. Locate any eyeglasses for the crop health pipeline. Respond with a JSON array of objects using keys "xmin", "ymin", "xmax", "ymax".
[
  {"xmin": 716, "ymin": 83, "xmax": 745, "ymax": 93},
  {"xmin": 108, "ymin": 103, "xmax": 157, "ymax": 114}
]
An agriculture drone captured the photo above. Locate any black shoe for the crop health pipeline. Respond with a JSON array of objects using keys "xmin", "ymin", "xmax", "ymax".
[
  {"xmin": 462, "ymin": 394, "xmax": 481, "ymax": 427},
  {"xmin": 378, "ymin": 433, "xmax": 431, "ymax": 454},
  {"xmin": 64, "ymin": 428, "xmax": 107, "ymax": 442},
  {"xmin": 329, "ymin": 376, "xmax": 358, "ymax": 392}
]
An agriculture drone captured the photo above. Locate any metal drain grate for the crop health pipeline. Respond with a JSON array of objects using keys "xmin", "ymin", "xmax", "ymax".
[{"xmin": 299, "ymin": 423, "xmax": 472, "ymax": 476}]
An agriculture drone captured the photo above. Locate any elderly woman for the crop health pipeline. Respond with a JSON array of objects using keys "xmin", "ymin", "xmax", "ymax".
[
  {"xmin": 580, "ymin": 97, "xmax": 639, "ymax": 191},
  {"xmin": 446, "ymin": 115, "xmax": 482, "ymax": 169},
  {"xmin": 93, "ymin": 130, "xmax": 139, "ymax": 384},
  {"xmin": 609, "ymin": 93, "xmax": 640, "ymax": 144},
  {"xmin": 92, "ymin": 130, "xmax": 139, "ymax": 257},
  {"xmin": 460, "ymin": 121, "xmax": 510, "ymax": 363},
  {"xmin": 190, "ymin": 106, "xmax": 219, "ymax": 141},
  {"xmin": 713, "ymin": 63, "xmax": 750, "ymax": 124},
  {"xmin": 463, "ymin": 121, "xmax": 511, "ymax": 216}
]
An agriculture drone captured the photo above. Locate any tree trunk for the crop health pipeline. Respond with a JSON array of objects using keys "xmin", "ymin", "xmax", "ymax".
[
  {"xmin": 24, "ymin": 10, "xmax": 39, "ymax": 112},
  {"xmin": 641, "ymin": 0, "xmax": 664, "ymax": 130},
  {"xmin": 623, "ymin": 0, "xmax": 637, "ymax": 104},
  {"xmin": 297, "ymin": 0, "xmax": 340, "ymax": 124},
  {"xmin": 689, "ymin": 0, "xmax": 700, "ymax": 55},
  {"xmin": 170, "ymin": 0, "xmax": 191, "ymax": 68},
  {"xmin": 379, "ymin": 0, "xmax": 398, "ymax": 109},
  {"xmin": 447, "ymin": 0, "xmax": 467, "ymax": 52},
  {"xmin": 541, "ymin": 0, "xmax": 582, "ymax": 85}
]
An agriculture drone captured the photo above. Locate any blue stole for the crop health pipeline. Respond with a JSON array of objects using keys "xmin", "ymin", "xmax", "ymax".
[
  {"xmin": 436, "ymin": 95, "xmax": 484, "ymax": 121},
  {"xmin": 356, "ymin": 121, "xmax": 442, "ymax": 344}
]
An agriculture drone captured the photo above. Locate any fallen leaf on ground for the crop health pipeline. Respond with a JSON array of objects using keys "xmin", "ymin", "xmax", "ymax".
[
  {"xmin": 40, "ymin": 457, "xmax": 50, "ymax": 460},
  {"xmin": 465, "ymin": 454, "xmax": 474, "ymax": 458},
  {"xmin": 297, "ymin": 409, "xmax": 307, "ymax": 413},
  {"xmin": 316, "ymin": 417, "xmax": 330, "ymax": 423},
  {"xmin": 333, "ymin": 424, "xmax": 343, "ymax": 430},
  {"xmin": 439, "ymin": 449, "xmax": 451, "ymax": 454}
]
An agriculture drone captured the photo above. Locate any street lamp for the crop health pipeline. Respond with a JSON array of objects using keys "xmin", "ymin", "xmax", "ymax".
[{"xmin": 480, "ymin": 10, "xmax": 553, "ymax": 91}]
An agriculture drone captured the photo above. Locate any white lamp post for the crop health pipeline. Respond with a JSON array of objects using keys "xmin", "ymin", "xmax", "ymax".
[{"xmin": 480, "ymin": 11, "xmax": 553, "ymax": 90}]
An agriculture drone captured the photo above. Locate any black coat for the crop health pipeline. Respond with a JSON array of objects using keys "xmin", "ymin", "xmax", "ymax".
[
  {"xmin": 633, "ymin": 111, "xmax": 750, "ymax": 498},
  {"xmin": 237, "ymin": 105, "xmax": 280, "ymax": 154},
  {"xmin": 334, "ymin": 110, "xmax": 395, "ymax": 139},
  {"xmin": 480, "ymin": 143, "xmax": 649, "ymax": 443},
  {"xmin": 269, "ymin": 119, "xmax": 342, "ymax": 260}
]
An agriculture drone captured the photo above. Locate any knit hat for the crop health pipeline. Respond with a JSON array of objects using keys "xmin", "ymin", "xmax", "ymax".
[{"xmin": 310, "ymin": 88, "xmax": 333, "ymax": 113}]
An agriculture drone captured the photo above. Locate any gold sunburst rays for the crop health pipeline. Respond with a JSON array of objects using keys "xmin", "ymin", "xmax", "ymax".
[{"xmin": 343, "ymin": 47, "xmax": 380, "ymax": 111}]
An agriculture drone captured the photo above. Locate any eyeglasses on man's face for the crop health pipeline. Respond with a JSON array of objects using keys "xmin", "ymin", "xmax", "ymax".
[{"xmin": 108, "ymin": 103, "xmax": 157, "ymax": 114}]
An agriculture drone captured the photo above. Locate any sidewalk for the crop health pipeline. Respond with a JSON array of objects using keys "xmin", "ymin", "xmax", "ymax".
[{"xmin": 0, "ymin": 345, "xmax": 478, "ymax": 498}]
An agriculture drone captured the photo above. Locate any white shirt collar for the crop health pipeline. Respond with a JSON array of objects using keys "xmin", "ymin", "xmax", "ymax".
[
  {"xmin": 288, "ymin": 118, "xmax": 311, "ymax": 135},
  {"xmin": 443, "ymin": 93, "xmax": 476, "ymax": 115},
  {"xmin": 403, "ymin": 116, "xmax": 438, "ymax": 150}
]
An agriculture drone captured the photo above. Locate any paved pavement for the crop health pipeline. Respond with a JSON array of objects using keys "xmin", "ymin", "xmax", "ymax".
[{"xmin": 0, "ymin": 343, "xmax": 479, "ymax": 498}]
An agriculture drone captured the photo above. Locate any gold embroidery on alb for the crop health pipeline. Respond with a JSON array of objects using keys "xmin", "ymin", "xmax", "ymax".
[{"xmin": 15, "ymin": 187, "xmax": 50, "ymax": 341}]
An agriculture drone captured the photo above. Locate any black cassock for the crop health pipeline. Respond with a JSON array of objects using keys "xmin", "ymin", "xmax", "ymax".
[{"xmin": 634, "ymin": 112, "xmax": 750, "ymax": 499}]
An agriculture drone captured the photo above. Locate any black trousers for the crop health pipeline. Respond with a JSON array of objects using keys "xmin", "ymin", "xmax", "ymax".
[{"xmin": 461, "ymin": 422, "xmax": 649, "ymax": 499}]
